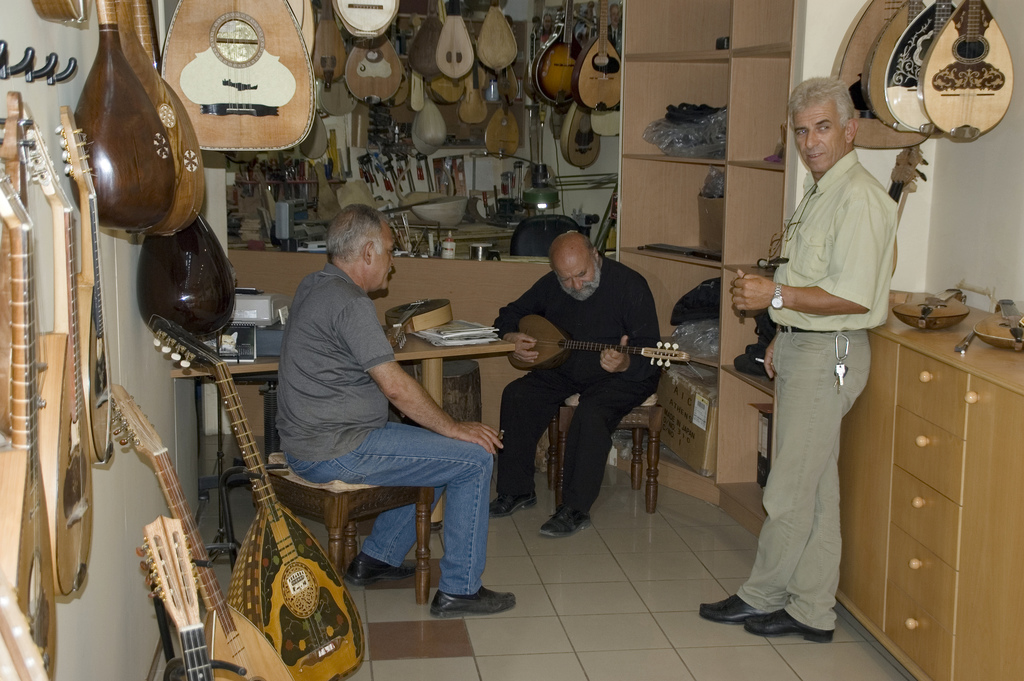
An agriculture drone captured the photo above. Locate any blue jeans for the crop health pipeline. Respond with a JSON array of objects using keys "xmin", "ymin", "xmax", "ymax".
[{"xmin": 285, "ymin": 422, "xmax": 492, "ymax": 596}]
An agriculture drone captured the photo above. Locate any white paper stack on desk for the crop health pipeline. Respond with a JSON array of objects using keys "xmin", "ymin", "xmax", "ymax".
[{"xmin": 414, "ymin": 320, "xmax": 501, "ymax": 346}]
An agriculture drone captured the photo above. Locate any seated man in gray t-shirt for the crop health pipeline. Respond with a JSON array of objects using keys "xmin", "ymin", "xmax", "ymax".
[{"xmin": 277, "ymin": 204, "xmax": 513, "ymax": 618}]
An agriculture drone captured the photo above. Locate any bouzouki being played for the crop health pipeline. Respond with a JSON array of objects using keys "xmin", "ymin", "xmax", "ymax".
[{"xmin": 490, "ymin": 231, "xmax": 666, "ymax": 538}]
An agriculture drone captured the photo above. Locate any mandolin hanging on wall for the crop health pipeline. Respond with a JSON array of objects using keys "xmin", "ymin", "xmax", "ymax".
[{"xmin": 74, "ymin": 0, "xmax": 177, "ymax": 230}]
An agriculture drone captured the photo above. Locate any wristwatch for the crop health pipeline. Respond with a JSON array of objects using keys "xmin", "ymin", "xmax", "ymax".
[{"xmin": 770, "ymin": 284, "xmax": 784, "ymax": 310}]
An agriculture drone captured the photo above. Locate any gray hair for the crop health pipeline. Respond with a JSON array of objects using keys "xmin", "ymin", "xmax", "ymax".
[
  {"xmin": 326, "ymin": 204, "xmax": 387, "ymax": 263},
  {"xmin": 788, "ymin": 77, "xmax": 856, "ymax": 128}
]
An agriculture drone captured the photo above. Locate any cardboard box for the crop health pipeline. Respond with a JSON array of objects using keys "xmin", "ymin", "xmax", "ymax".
[
  {"xmin": 656, "ymin": 364, "xmax": 719, "ymax": 476},
  {"xmin": 697, "ymin": 196, "xmax": 724, "ymax": 253}
]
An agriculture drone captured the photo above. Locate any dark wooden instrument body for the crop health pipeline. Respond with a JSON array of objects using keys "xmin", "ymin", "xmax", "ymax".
[
  {"xmin": 136, "ymin": 214, "xmax": 235, "ymax": 337},
  {"xmin": 409, "ymin": 2, "xmax": 444, "ymax": 78},
  {"xmin": 892, "ymin": 290, "xmax": 970, "ymax": 330},
  {"xmin": 116, "ymin": 0, "xmax": 205, "ymax": 236},
  {"xmin": 75, "ymin": 13, "xmax": 176, "ymax": 230}
]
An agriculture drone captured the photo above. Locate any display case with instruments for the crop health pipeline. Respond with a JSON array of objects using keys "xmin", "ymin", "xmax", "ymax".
[{"xmin": 616, "ymin": 0, "xmax": 797, "ymax": 528}]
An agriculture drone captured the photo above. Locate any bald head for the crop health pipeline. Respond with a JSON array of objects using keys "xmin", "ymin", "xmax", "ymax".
[{"xmin": 549, "ymin": 231, "xmax": 601, "ymax": 301}]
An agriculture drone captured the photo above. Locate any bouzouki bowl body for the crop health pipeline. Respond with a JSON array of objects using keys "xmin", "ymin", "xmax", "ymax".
[{"xmin": 162, "ymin": 0, "xmax": 315, "ymax": 151}]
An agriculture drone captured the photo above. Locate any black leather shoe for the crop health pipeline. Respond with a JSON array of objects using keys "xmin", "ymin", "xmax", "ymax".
[
  {"xmin": 430, "ymin": 587, "xmax": 516, "ymax": 618},
  {"xmin": 489, "ymin": 492, "xmax": 537, "ymax": 518},
  {"xmin": 699, "ymin": 594, "xmax": 769, "ymax": 624},
  {"xmin": 743, "ymin": 609, "xmax": 834, "ymax": 643},
  {"xmin": 344, "ymin": 552, "xmax": 415, "ymax": 587},
  {"xmin": 539, "ymin": 505, "xmax": 590, "ymax": 537}
]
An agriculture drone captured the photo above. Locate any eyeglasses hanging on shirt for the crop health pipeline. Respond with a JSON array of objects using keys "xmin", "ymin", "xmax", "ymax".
[{"xmin": 757, "ymin": 184, "xmax": 819, "ymax": 270}]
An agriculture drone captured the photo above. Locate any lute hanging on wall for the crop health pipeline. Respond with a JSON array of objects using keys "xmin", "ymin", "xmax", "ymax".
[
  {"xmin": 571, "ymin": 0, "xmax": 620, "ymax": 110},
  {"xmin": 75, "ymin": 0, "xmax": 177, "ymax": 230},
  {"xmin": 23, "ymin": 113, "xmax": 94, "ymax": 596},
  {"xmin": 161, "ymin": 0, "xmax": 315, "ymax": 150},
  {"xmin": 0, "ymin": 108, "xmax": 57, "ymax": 674},
  {"xmin": 116, "ymin": 0, "xmax": 206, "ymax": 236},
  {"xmin": 436, "ymin": 0, "xmax": 474, "ymax": 79},
  {"xmin": 834, "ymin": 0, "xmax": 930, "ymax": 149},
  {"xmin": 59, "ymin": 108, "xmax": 114, "ymax": 464},
  {"xmin": 919, "ymin": 0, "xmax": 1014, "ymax": 140}
]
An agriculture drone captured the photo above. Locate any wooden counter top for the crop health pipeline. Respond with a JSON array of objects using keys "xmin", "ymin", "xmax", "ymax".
[{"xmin": 872, "ymin": 306, "xmax": 1024, "ymax": 395}]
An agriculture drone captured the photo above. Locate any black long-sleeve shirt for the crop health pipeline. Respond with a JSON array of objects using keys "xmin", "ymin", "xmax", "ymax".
[{"xmin": 493, "ymin": 257, "xmax": 661, "ymax": 386}]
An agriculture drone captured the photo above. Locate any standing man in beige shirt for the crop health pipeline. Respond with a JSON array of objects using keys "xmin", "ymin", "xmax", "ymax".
[{"xmin": 700, "ymin": 77, "xmax": 898, "ymax": 642}]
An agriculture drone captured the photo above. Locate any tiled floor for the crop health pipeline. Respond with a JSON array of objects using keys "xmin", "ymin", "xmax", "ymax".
[{"xmin": 198, "ymin": 442, "xmax": 917, "ymax": 681}]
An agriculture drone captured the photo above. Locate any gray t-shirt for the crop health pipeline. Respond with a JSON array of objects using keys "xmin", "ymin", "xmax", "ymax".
[{"xmin": 277, "ymin": 262, "xmax": 395, "ymax": 461}]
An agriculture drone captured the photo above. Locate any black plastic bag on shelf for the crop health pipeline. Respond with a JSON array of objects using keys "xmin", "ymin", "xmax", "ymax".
[
  {"xmin": 670, "ymin": 277, "xmax": 720, "ymax": 325},
  {"xmin": 734, "ymin": 311, "xmax": 778, "ymax": 377},
  {"xmin": 643, "ymin": 103, "xmax": 727, "ymax": 159}
]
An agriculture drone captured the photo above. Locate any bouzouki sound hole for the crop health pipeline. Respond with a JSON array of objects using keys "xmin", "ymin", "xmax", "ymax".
[
  {"xmin": 210, "ymin": 13, "xmax": 265, "ymax": 68},
  {"xmin": 282, "ymin": 561, "xmax": 320, "ymax": 619},
  {"xmin": 953, "ymin": 36, "xmax": 989, "ymax": 63}
]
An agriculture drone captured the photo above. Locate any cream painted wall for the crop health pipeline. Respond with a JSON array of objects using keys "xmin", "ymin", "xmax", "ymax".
[
  {"xmin": 794, "ymin": 0, "xmax": 1023, "ymax": 308},
  {"xmin": 1, "ymin": 5, "xmax": 200, "ymax": 680}
]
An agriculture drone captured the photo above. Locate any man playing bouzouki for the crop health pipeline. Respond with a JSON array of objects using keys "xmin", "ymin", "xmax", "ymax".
[{"xmin": 490, "ymin": 232, "xmax": 661, "ymax": 537}]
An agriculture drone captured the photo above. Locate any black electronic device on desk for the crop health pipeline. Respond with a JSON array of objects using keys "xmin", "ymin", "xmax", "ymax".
[{"xmin": 640, "ymin": 243, "xmax": 722, "ymax": 261}]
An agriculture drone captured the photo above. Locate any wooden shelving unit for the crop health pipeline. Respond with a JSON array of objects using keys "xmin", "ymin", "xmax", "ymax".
[{"xmin": 618, "ymin": 0, "xmax": 795, "ymax": 534}]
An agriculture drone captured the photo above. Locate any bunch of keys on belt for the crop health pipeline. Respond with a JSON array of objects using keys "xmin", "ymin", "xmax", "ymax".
[{"xmin": 835, "ymin": 333, "xmax": 849, "ymax": 392}]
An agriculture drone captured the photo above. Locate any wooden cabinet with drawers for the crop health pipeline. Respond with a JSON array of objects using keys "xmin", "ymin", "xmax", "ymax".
[{"xmin": 837, "ymin": 307, "xmax": 1024, "ymax": 681}]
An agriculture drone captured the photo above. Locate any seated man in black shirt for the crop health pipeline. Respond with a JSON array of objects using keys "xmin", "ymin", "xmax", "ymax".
[{"xmin": 490, "ymin": 232, "xmax": 662, "ymax": 536}]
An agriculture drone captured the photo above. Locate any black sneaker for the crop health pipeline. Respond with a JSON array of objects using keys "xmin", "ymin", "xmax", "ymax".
[
  {"xmin": 489, "ymin": 492, "xmax": 538, "ymax": 518},
  {"xmin": 430, "ymin": 586, "xmax": 516, "ymax": 618},
  {"xmin": 539, "ymin": 505, "xmax": 590, "ymax": 537}
]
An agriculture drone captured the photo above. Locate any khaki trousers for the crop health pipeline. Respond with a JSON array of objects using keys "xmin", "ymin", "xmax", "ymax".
[{"xmin": 737, "ymin": 329, "xmax": 869, "ymax": 630}]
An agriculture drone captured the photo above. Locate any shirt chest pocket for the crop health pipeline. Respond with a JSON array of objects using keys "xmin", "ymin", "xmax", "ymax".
[{"xmin": 786, "ymin": 228, "xmax": 833, "ymax": 283}]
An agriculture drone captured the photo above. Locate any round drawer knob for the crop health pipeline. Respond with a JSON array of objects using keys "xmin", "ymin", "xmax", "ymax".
[
  {"xmin": 912, "ymin": 496, "xmax": 926, "ymax": 509},
  {"xmin": 919, "ymin": 371, "xmax": 933, "ymax": 383},
  {"xmin": 909, "ymin": 558, "xmax": 922, "ymax": 570},
  {"xmin": 915, "ymin": 435, "xmax": 930, "ymax": 448},
  {"xmin": 964, "ymin": 391, "xmax": 979, "ymax": 404},
  {"xmin": 905, "ymin": 618, "xmax": 919, "ymax": 630}
]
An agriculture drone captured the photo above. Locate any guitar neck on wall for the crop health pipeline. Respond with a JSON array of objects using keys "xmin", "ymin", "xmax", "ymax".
[
  {"xmin": 110, "ymin": 384, "xmax": 294, "ymax": 681},
  {"xmin": 149, "ymin": 317, "xmax": 365, "ymax": 681}
]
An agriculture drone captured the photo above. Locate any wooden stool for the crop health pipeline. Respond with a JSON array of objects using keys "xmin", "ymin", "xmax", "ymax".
[
  {"xmin": 547, "ymin": 394, "xmax": 663, "ymax": 513},
  {"xmin": 266, "ymin": 453, "xmax": 433, "ymax": 604}
]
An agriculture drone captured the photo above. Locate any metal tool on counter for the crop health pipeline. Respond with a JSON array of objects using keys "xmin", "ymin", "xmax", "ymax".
[{"xmin": 954, "ymin": 330, "xmax": 976, "ymax": 356}]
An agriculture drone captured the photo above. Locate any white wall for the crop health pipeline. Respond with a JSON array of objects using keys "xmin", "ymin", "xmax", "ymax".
[{"xmin": 2, "ymin": 5, "xmax": 199, "ymax": 680}]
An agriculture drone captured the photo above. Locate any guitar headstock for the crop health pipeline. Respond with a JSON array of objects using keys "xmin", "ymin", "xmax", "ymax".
[
  {"xmin": 640, "ymin": 342, "xmax": 689, "ymax": 367},
  {"xmin": 142, "ymin": 516, "xmax": 202, "ymax": 630},
  {"xmin": 21, "ymin": 107, "xmax": 72, "ymax": 213},
  {"xmin": 58, "ymin": 107, "xmax": 97, "ymax": 203},
  {"xmin": 148, "ymin": 314, "xmax": 225, "ymax": 372},
  {"xmin": 890, "ymin": 144, "xmax": 927, "ymax": 188},
  {"xmin": 110, "ymin": 384, "xmax": 167, "ymax": 462}
]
